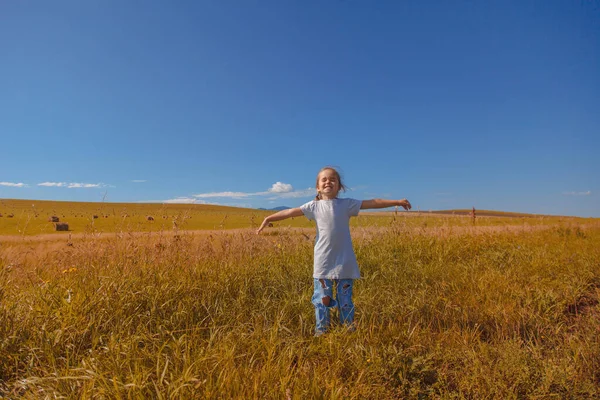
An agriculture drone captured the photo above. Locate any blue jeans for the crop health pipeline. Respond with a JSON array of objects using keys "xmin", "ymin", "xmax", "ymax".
[{"xmin": 311, "ymin": 278, "xmax": 355, "ymax": 334}]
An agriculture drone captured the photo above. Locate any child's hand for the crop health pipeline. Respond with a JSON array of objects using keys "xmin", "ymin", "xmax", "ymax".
[
  {"xmin": 398, "ymin": 199, "xmax": 412, "ymax": 210},
  {"xmin": 255, "ymin": 208, "xmax": 301, "ymax": 233},
  {"xmin": 256, "ymin": 219, "xmax": 269, "ymax": 234}
]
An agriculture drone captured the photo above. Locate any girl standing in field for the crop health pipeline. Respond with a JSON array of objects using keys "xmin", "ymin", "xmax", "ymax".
[{"xmin": 257, "ymin": 167, "xmax": 411, "ymax": 336}]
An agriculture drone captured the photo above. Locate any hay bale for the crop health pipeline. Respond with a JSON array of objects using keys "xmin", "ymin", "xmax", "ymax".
[
  {"xmin": 93, "ymin": 215, "xmax": 99, "ymax": 219},
  {"xmin": 48, "ymin": 216, "xmax": 60, "ymax": 222},
  {"xmin": 7, "ymin": 213, "xmax": 14, "ymax": 218},
  {"xmin": 147, "ymin": 216, "xmax": 154, "ymax": 221},
  {"xmin": 55, "ymin": 222, "xmax": 69, "ymax": 231}
]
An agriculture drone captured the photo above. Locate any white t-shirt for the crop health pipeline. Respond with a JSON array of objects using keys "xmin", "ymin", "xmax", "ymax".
[{"xmin": 300, "ymin": 198, "xmax": 363, "ymax": 279}]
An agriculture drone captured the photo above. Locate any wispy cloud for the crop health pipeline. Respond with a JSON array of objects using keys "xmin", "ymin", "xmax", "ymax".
[
  {"xmin": 268, "ymin": 188, "xmax": 315, "ymax": 199},
  {"xmin": 68, "ymin": 183, "xmax": 105, "ymax": 189},
  {"xmin": 132, "ymin": 180, "xmax": 147, "ymax": 183},
  {"xmin": 562, "ymin": 190, "xmax": 591, "ymax": 196},
  {"xmin": 192, "ymin": 182, "xmax": 314, "ymax": 200},
  {"xmin": 38, "ymin": 182, "xmax": 109, "ymax": 189},
  {"xmin": 0, "ymin": 182, "xmax": 27, "ymax": 187},
  {"xmin": 137, "ymin": 197, "xmax": 231, "ymax": 206},
  {"xmin": 227, "ymin": 203, "xmax": 253, "ymax": 209},
  {"xmin": 193, "ymin": 191, "xmax": 251, "ymax": 199},
  {"xmin": 38, "ymin": 182, "xmax": 65, "ymax": 187},
  {"xmin": 163, "ymin": 197, "xmax": 202, "ymax": 204},
  {"xmin": 136, "ymin": 197, "xmax": 210, "ymax": 204}
]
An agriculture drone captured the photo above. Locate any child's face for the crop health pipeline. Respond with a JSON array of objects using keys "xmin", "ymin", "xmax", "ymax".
[{"xmin": 317, "ymin": 169, "xmax": 340, "ymax": 198}]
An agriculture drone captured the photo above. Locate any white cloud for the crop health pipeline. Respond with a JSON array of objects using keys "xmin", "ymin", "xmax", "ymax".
[
  {"xmin": 67, "ymin": 183, "xmax": 104, "ymax": 189},
  {"xmin": 163, "ymin": 197, "xmax": 202, "ymax": 204},
  {"xmin": 38, "ymin": 182, "xmax": 66, "ymax": 187},
  {"xmin": 270, "ymin": 188, "xmax": 315, "ymax": 199},
  {"xmin": 224, "ymin": 202, "xmax": 253, "ymax": 208},
  {"xmin": 136, "ymin": 198, "xmax": 216, "ymax": 205},
  {"xmin": 192, "ymin": 182, "xmax": 313, "ymax": 201},
  {"xmin": 0, "ymin": 182, "xmax": 27, "ymax": 187},
  {"xmin": 38, "ymin": 182, "xmax": 108, "ymax": 189},
  {"xmin": 193, "ymin": 191, "xmax": 251, "ymax": 199},
  {"xmin": 563, "ymin": 191, "xmax": 591, "ymax": 196},
  {"xmin": 268, "ymin": 182, "xmax": 293, "ymax": 193}
]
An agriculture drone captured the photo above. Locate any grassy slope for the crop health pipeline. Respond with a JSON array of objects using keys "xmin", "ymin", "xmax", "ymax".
[
  {"xmin": 0, "ymin": 210, "xmax": 599, "ymax": 398},
  {"xmin": 430, "ymin": 209, "xmax": 556, "ymax": 218},
  {"xmin": 0, "ymin": 199, "xmax": 590, "ymax": 236},
  {"xmin": 0, "ymin": 198, "xmax": 310, "ymax": 235}
]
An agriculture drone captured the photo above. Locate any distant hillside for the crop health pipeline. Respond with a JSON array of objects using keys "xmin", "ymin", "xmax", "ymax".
[
  {"xmin": 363, "ymin": 209, "xmax": 569, "ymax": 218},
  {"xmin": 428, "ymin": 209, "xmax": 551, "ymax": 218},
  {"xmin": 258, "ymin": 206, "xmax": 291, "ymax": 211}
]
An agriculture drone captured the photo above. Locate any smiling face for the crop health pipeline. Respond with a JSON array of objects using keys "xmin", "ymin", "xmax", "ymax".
[{"xmin": 316, "ymin": 168, "xmax": 341, "ymax": 199}]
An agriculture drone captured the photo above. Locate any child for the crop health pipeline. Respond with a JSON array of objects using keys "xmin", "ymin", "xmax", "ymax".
[{"xmin": 256, "ymin": 166, "xmax": 411, "ymax": 336}]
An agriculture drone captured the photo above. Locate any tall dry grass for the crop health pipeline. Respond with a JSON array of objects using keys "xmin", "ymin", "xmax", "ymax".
[{"xmin": 0, "ymin": 218, "xmax": 599, "ymax": 398}]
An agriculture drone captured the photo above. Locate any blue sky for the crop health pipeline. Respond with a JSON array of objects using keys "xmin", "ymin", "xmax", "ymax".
[{"xmin": 1, "ymin": 1, "xmax": 599, "ymax": 217}]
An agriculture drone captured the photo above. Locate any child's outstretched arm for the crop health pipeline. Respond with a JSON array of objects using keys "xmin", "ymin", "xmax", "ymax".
[
  {"xmin": 360, "ymin": 198, "xmax": 412, "ymax": 210},
  {"xmin": 256, "ymin": 207, "xmax": 304, "ymax": 234}
]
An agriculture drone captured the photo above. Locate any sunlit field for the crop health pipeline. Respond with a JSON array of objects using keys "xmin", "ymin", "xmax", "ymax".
[
  {"xmin": 0, "ymin": 199, "xmax": 304, "ymax": 235},
  {"xmin": 1, "ymin": 199, "xmax": 599, "ymax": 398},
  {"xmin": 0, "ymin": 199, "xmax": 584, "ymax": 237}
]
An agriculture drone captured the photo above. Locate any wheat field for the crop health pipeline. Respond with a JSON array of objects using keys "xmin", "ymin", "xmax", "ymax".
[{"xmin": 0, "ymin": 201, "xmax": 599, "ymax": 398}]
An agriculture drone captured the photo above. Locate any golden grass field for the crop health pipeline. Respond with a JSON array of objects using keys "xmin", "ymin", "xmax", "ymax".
[
  {"xmin": 0, "ymin": 199, "xmax": 301, "ymax": 236},
  {"xmin": 1, "ymin": 198, "xmax": 599, "ymax": 398},
  {"xmin": 0, "ymin": 199, "xmax": 580, "ymax": 237}
]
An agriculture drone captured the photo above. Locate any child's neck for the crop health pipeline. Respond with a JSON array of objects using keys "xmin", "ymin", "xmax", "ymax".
[{"xmin": 320, "ymin": 193, "xmax": 338, "ymax": 200}]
